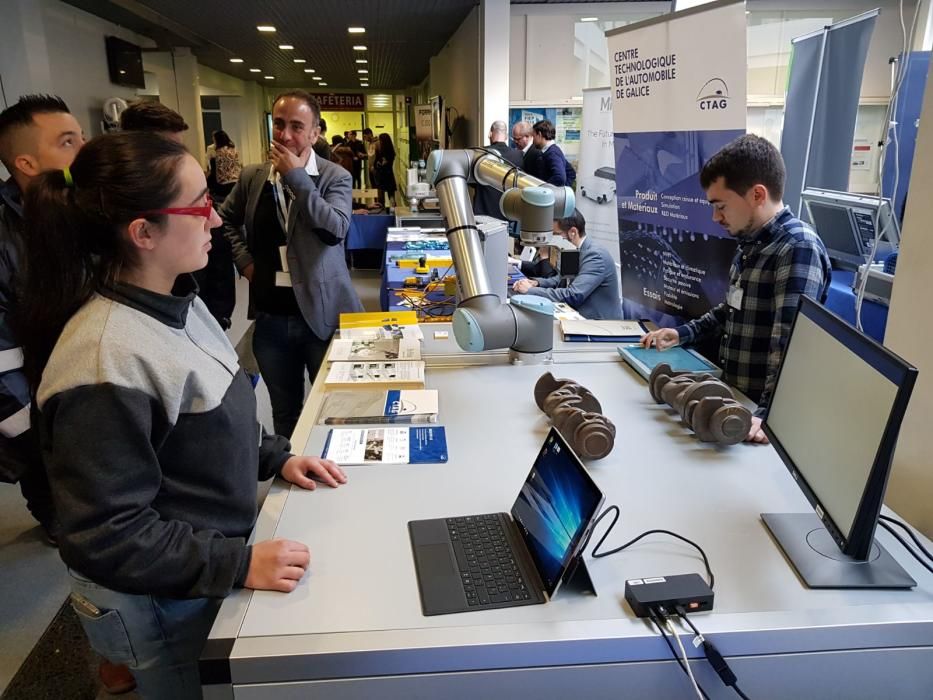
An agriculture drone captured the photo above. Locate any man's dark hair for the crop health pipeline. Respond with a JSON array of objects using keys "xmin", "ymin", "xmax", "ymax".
[
  {"xmin": 0, "ymin": 94, "xmax": 71, "ymax": 166},
  {"xmin": 556, "ymin": 208, "xmax": 586, "ymax": 237},
  {"xmin": 349, "ymin": 130, "xmax": 357, "ymax": 137},
  {"xmin": 699, "ymin": 134, "xmax": 785, "ymax": 202},
  {"xmin": 362, "ymin": 128, "xmax": 373, "ymax": 137},
  {"xmin": 272, "ymin": 90, "xmax": 321, "ymax": 126},
  {"xmin": 319, "ymin": 117, "xmax": 327, "ymax": 134},
  {"xmin": 120, "ymin": 101, "xmax": 188, "ymax": 133},
  {"xmin": 532, "ymin": 119, "xmax": 556, "ymax": 141}
]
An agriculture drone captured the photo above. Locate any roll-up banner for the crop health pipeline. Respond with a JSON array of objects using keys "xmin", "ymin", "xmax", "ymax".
[
  {"xmin": 606, "ymin": 0, "xmax": 746, "ymax": 325},
  {"xmin": 576, "ymin": 88, "xmax": 620, "ymax": 266}
]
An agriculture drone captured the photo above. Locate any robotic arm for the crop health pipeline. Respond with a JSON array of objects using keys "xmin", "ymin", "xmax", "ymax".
[{"xmin": 426, "ymin": 149, "xmax": 575, "ymax": 362}]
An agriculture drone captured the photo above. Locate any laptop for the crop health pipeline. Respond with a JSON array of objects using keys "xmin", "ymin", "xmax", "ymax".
[{"xmin": 409, "ymin": 428, "xmax": 605, "ymax": 616}]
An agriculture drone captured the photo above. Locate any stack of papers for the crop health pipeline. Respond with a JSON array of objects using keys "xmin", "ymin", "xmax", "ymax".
[
  {"xmin": 326, "ymin": 338, "xmax": 422, "ymax": 363},
  {"xmin": 324, "ymin": 361, "xmax": 426, "ymax": 390},
  {"xmin": 338, "ymin": 311, "xmax": 424, "ymax": 341},
  {"xmin": 318, "ymin": 389, "xmax": 439, "ymax": 425},
  {"xmin": 560, "ymin": 319, "xmax": 647, "ymax": 342}
]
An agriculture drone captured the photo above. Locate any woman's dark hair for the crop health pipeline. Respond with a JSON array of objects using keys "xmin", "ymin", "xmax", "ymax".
[
  {"xmin": 213, "ymin": 129, "xmax": 234, "ymax": 149},
  {"xmin": 377, "ymin": 133, "xmax": 395, "ymax": 161},
  {"xmin": 17, "ymin": 131, "xmax": 188, "ymax": 391}
]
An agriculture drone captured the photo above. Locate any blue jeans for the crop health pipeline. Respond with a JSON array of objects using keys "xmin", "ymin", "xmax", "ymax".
[
  {"xmin": 252, "ymin": 312, "xmax": 330, "ymax": 438},
  {"xmin": 68, "ymin": 569, "xmax": 220, "ymax": 699}
]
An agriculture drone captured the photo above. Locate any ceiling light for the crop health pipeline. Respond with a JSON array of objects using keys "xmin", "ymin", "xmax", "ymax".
[
  {"xmin": 581, "ymin": 17, "xmax": 598, "ymax": 22},
  {"xmin": 119, "ymin": 70, "xmax": 126, "ymax": 74},
  {"xmin": 278, "ymin": 44, "xmax": 294, "ymax": 50},
  {"xmin": 353, "ymin": 45, "xmax": 367, "ymax": 51},
  {"xmin": 264, "ymin": 76, "xmax": 274, "ymax": 80},
  {"xmin": 355, "ymin": 59, "xmax": 367, "ymax": 64},
  {"xmin": 250, "ymin": 68, "xmax": 261, "ymax": 73},
  {"xmin": 312, "ymin": 76, "xmax": 322, "ymax": 81},
  {"xmin": 348, "ymin": 27, "xmax": 365, "ymax": 34},
  {"xmin": 293, "ymin": 59, "xmax": 306, "ymax": 63},
  {"xmin": 358, "ymin": 69, "xmax": 368, "ymax": 74},
  {"xmin": 257, "ymin": 25, "xmax": 276, "ymax": 32},
  {"xmin": 229, "ymin": 58, "xmax": 244, "ymax": 63},
  {"xmin": 319, "ymin": 82, "xmax": 328, "ymax": 86},
  {"xmin": 303, "ymin": 68, "xmax": 315, "ymax": 73},
  {"xmin": 361, "ymin": 84, "xmax": 369, "ymax": 88}
]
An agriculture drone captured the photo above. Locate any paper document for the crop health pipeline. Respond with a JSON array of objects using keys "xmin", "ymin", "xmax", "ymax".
[
  {"xmin": 324, "ymin": 361, "xmax": 425, "ymax": 389},
  {"xmin": 318, "ymin": 426, "xmax": 448, "ymax": 465},
  {"xmin": 561, "ymin": 319, "xmax": 646, "ymax": 340},
  {"xmin": 327, "ymin": 338, "xmax": 421, "ymax": 363}
]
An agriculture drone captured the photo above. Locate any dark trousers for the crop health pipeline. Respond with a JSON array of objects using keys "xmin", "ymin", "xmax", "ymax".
[
  {"xmin": 252, "ymin": 313, "xmax": 330, "ymax": 439},
  {"xmin": 352, "ymin": 167, "xmax": 362, "ymax": 189},
  {"xmin": 20, "ymin": 457, "xmax": 56, "ymax": 530}
]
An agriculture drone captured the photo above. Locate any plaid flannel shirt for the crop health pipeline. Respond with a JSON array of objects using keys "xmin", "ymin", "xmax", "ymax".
[{"xmin": 676, "ymin": 207, "xmax": 831, "ymax": 417}]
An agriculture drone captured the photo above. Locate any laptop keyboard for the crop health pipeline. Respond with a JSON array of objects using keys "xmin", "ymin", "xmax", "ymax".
[{"xmin": 446, "ymin": 514, "xmax": 533, "ymax": 607}]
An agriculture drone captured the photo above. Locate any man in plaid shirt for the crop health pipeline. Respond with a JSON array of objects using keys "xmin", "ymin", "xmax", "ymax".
[{"xmin": 642, "ymin": 135, "xmax": 831, "ymax": 444}]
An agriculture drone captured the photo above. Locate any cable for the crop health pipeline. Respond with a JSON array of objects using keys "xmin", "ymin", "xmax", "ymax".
[
  {"xmin": 878, "ymin": 520, "xmax": 933, "ymax": 575},
  {"xmin": 587, "ymin": 505, "xmax": 715, "ymax": 590},
  {"xmin": 665, "ymin": 615, "xmax": 704, "ymax": 700},
  {"xmin": 676, "ymin": 607, "xmax": 753, "ymax": 700},
  {"xmin": 879, "ymin": 515, "xmax": 933, "ymax": 562},
  {"xmin": 647, "ymin": 609, "xmax": 711, "ymax": 700}
]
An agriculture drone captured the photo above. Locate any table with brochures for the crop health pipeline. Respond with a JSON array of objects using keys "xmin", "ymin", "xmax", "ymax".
[{"xmin": 201, "ymin": 323, "xmax": 933, "ymax": 700}]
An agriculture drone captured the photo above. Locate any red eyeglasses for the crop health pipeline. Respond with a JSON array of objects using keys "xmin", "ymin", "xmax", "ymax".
[{"xmin": 142, "ymin": 195, "xmax": 214, "ymax": 219}]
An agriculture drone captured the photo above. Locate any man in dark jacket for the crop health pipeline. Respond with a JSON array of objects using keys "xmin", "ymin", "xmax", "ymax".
[
  {"xmin": 532, "ymin": 119, "xmax": 575, "ymax": 187},
  {"xmin": 473, "ymin": 120, "xmax": 523, "ymax": 218},
  {"xmin": 0, "ymin": 95, "xmax": 84, "ymax": 535}
]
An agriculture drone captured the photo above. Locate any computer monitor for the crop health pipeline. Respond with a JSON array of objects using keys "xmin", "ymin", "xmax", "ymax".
[
  {"xmin": 761, "ymin": 296, "xmax": 918, "ymax": 589},
  {"xmin": 801, "ymin": 188, "xmax": 900, "ymax": 271}
]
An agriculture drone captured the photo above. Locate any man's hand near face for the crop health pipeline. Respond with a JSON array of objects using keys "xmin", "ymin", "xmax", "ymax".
[{"xmin": 270, "ymin": 140, "xmax": 311, "ymax": 177}]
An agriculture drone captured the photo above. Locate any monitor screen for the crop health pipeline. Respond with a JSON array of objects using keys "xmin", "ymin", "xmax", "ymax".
[
  {"xmin": 511, "ymin": 428, "xmax": 604, "ymax": 596},
  {"xmin": 105, "ymin": 36, "xmax": 145, "ymax": 89},
  {"xmin": 807, "ymin": 202, "xmax": 862, "ymax": 261},
  {"xmin": 764, "ymin": 297, "xmax": 916, "ymax": 555}
]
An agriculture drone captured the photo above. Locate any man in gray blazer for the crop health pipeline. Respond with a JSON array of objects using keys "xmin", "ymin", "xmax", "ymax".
[
  {"xmin": 220, "ymin": 90, "xmax": 363, "ymax": 437},
  {"xmin": 512, "ymin": 210, "xmax": 622, "ymax": 320}
]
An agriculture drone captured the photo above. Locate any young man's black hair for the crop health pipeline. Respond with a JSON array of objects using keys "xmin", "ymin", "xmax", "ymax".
[
  {"xmin": 699, "ymin": 133, "xmax": 785, "ymax": 201},
  {"xmin": 120, "ymin": 101, "xmax": 189, "ymax": 134}
]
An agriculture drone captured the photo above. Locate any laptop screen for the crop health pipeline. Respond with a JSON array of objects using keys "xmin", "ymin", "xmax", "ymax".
[{"xmin": 511, "ymin": 428, "xmax": 605, "ymax": 597}]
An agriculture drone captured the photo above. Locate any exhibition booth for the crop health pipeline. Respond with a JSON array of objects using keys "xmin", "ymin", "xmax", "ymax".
[{"xmin": 200, "ymin": 2, "xmax": 933, "ymax": 698}]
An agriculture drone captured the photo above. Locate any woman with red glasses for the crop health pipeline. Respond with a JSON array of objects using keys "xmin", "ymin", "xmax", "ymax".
[{"xmin": 16, "ymin": 131, "xmax": 346, "ymax": 699}]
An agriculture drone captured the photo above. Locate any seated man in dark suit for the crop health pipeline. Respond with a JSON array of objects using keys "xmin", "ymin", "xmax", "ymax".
[{"xmin": 512, "ymin": 210, "xmax": 621, "ymax": 320}]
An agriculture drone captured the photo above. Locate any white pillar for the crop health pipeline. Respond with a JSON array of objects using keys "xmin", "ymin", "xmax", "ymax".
[
  {"xmin": 170, "ymin": 47, "xmax": 206, "ymax": 164},
  {"xmin": 479, "ymin": 0, "xmax": 510, "ymax": 145}
]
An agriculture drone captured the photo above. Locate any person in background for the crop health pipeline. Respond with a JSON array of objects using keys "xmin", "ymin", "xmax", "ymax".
[
  {"xmin": 362, "ymin": 127, "xmax": 377, "ymax": 188},
  {"xmin": 330, "ymin": 134, "xmax": 354, "ymax": 174},
  {"xmin": 18, "ymin": 131, "xmax": 347, "ymax": 699},
  {"xmin": 473, "ymin": 120, "xmax": 523, "ymax": 218},
  {"xmin": 121, "ymin": 102, "xmax": 235, "ymax": 330},
  {"xmin": 512, "ymin": 210, "xmax": 620, "ymax": 320},
  {"xmin": 641, "ymin": 134, "xmax": 831, "ymax": 443},
  {"xmin": 208, "ymin": 130, "xmax": 242, "ymax": 202},
  {"xmin": 119, "ymin": 101, "xmax": 188, "ymax": 142},
  {"xmin": 373, "ymin": 133, "xmax": 397, "ymax": 209},
  {"xmin": 0, "ymin": 94, "xmax": 82, "ymax": 541},
  {"xmin": 220, "ymin": 90, "xmax": 363, "ymax": 438},
  {"xmin": 531, "ymin": 119, "xmax": 575, "ymax": 187},
  {"xmin": 313, "ymin": 118, "xmax": 332, "ymax": 161},
  {"xmin": 347, "ymin": 130, "xmax": 366, "ymax": 189},
  {"xmin": 0, "ymin": 97, "xmax": 132, "ymax": 699},
  {"xmin": 512, "ymin": 120, "xmax": 543, "ymax": 181}
]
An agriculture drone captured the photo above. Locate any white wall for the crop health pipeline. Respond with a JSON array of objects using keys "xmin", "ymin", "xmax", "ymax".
[
  {"xmin": 429, "ymin": 6, "xmax": 481, "ymax": 147},
  {"xmin": 882, "ymin": 49, "xmax": 933, "ymax": 538},
  {"xmin": 0, "ymin": 0, "xmax": 154, "ymax": 137}
]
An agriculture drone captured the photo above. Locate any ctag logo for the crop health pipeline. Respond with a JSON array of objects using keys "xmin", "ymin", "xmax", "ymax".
[{"xmin": 697, "ymin": 78, "xmax": 729, "ymax": 111}]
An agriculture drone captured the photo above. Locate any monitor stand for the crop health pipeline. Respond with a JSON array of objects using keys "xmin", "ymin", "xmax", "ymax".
[{"xmin": 761, "ymin": 513, "xmax": 916, "ymax": 589}]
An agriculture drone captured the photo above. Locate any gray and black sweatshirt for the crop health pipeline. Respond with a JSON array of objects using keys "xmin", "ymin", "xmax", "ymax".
[{"xmin": 37, "ymin": 277, "xmax": 292, "ymax": 599}]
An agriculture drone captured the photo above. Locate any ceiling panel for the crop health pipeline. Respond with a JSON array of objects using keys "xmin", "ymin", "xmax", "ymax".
[{"xmin": 65, "ymin": 0, "xmax": 480, "ymax": 90}]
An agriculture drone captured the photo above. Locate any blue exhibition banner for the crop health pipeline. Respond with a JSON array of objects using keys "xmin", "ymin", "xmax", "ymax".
[{"xmin": 605, "ymin": 0, "xmax": 747, "ymax": 326}]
